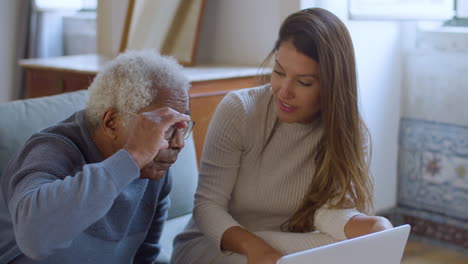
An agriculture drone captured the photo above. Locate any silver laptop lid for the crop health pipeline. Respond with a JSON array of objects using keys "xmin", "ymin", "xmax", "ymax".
[{"xmin": 277, "ymin": 224, "xmax": 411, "ymax": 264}]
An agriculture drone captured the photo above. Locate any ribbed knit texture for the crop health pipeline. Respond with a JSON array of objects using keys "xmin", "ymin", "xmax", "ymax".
[{"xmin": 172, "ymin": 85, "xmax": 361, "ymax": 263}]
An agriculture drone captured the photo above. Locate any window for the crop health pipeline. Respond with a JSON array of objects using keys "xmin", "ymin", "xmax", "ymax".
[
  {"xmin": 349, "ymin": 0, "xmax": 454, "ymax": 20},
  {"xmin": 31, "ymin": 0, "xmax": 97, "ymax": 57},
  {"xmin": 444, "ymin": 0, "xmax": 468, "ymax": 26},
  {"xmin": 35, "ymin": 0, "xmax": 96, "ymax": 11}
]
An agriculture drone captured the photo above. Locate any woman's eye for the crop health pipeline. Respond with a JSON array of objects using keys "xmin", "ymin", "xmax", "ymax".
[
  {"xmin": 298, "ymin": 80, "xmax": 313, "ymax": 87},
  {"xmin": 273, "ymin": 70, "xmax": 286, "ymax": 77}
]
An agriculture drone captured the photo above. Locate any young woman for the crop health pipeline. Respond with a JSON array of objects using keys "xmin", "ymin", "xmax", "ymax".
[{"xmin": 171, "ymin": 8, "xmax": 393, "ymax": 264}]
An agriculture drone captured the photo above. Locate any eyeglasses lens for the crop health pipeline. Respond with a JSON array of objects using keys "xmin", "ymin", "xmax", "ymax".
[{"xmin": 164, "ymin": 121, "xmax": 194, "ymax": 140}]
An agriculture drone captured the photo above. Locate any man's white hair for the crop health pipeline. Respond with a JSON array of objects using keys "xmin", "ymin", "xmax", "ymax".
[{"xmin": 85, "ymin": 50, "xmax": 190, "ymax": 130}]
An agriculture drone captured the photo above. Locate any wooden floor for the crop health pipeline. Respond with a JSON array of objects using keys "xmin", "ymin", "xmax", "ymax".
[{"xmin": 401, "ymin": 240, "xmax": 468, "ymax": 264}]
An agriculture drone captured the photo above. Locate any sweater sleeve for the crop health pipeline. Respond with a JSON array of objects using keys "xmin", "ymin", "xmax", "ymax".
[
  {"xmin": 133, "ymin": 170, "xmax": 172, "ymax": 264},
  {"xmin": 314, "ymin": 206, "xmax": 363, "ymax": 241},
  {"xmin": 193, "ymin": 92, "xmax": 247, "ymax": 252},
  {"xmin": 3, "ymin": 135, "xmax": 140, "ymax": 260}
]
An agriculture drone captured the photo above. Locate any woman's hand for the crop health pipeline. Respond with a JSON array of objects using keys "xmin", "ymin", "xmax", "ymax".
[
  {"xmin": 344, "ymin": 215, "xmax": 393, "ymax": 239},
  {"xmin": 368, "ymin": 216, "xmax": 394, "ymax": 233},
  {"xmin": 246, "ymin": 244, "xmax": 282, "ymax": 264},
  {"xmin": 221, "ymin": 226, "xmax": 283, "ymax": 264}
]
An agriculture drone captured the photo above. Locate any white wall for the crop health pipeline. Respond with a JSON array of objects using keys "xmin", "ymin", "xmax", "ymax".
[
  {"xmin": 402, "ymin": 23, "xmax": 468, "ymax": 126},
  {"xmin": 0, "ymin": 0, "xmax": 27, "ymax": 102},
  {"xmin": 196, "ymin": 0, "xmax": 301, "ymax": 65},
  {"xmin": 355, "ymin": 23, "xmax": 401, "ymax": 213},
  {"xmin": 311, "ymin": 0, "xmax": 402, "ymax": 212}
]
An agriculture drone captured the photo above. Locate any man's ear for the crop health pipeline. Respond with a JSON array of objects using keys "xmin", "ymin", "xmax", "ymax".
[{"xmin": 100, "ymin": 108, "xmax": 123, "ymax": 139}]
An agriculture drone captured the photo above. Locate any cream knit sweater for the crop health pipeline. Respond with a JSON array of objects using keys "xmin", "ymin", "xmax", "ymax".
[{"xmin": 173, "ymin": 85, "xmax": 361, "ymax": 260}]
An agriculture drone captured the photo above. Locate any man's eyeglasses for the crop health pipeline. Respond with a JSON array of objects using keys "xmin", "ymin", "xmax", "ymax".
[
  {"xmin": 164, "ymin": 120, "xmax": 195, "ymax": 140},
  {"xmin": 123, "ymin": 111, "xmax": 195, "ymax": 140}
]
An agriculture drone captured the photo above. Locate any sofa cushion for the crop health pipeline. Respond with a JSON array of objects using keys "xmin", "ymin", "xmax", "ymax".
[
  {"xmin": 0, "ymin": 91, "xmax": 88, "ymax": 175},
  {"xmin": 154, "ymin": 214, "xmax": 192, "ymax": 263}
]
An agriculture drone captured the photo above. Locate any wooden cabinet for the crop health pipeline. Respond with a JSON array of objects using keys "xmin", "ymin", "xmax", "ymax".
[
  {"xmin": 20, "ymin": 54, "xmax": 267, "ymax": 165},
  {"xmin": 189, "ymin": 77, "xmax": 262, "ymax": 163},
  {"xmin": 25, "ymin": 69, "xmax": 95, "ymax": 98}
]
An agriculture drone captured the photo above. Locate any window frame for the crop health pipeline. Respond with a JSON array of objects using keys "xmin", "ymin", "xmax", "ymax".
[
  {"xmin": 349, "ymin": 0, "xmax": 454, "ymax": 20},
  {"xmin": 35, "ymin": 0, "xmax": 96, "ymax": 11}
]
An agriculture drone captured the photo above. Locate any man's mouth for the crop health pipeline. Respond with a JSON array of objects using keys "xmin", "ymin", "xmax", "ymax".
[{"xmin": 155, "ymin": 162, "xmax": 173, "ymax": 170}]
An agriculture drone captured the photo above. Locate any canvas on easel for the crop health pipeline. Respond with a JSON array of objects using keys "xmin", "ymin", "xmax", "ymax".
[{"xmin": 120, "ymin": 0, "xmax": 206, "ymax": 66}]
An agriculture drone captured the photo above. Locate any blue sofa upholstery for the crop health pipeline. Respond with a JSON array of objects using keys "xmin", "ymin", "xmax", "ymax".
[{"xmin": 0, "ymin": 91, "xmax": 197, "ymax": 263}]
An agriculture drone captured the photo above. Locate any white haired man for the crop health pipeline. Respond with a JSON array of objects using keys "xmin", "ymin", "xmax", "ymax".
[{"xmin": 0, "ymin": 50, "xmax": 192, "ymax": 263}]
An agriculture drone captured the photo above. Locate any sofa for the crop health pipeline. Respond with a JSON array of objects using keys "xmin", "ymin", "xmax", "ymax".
[{"xmin": 0, "ymin": 90, "xmax": 198, "ymax": 263}]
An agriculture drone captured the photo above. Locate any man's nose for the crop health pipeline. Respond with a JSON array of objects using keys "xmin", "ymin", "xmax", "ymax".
[{"xmin": 169, "ymin": 129, "xmax": 184, "ymax": 150}]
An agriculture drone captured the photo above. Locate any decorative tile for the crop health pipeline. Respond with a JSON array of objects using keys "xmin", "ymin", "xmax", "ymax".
[
  {"xmin": 398, "ymin": 118, "xmax": 468, "ymax": 224},
  {"xmin": 421, "ymin": 152, "xmax": 449, "ymax": 183}
]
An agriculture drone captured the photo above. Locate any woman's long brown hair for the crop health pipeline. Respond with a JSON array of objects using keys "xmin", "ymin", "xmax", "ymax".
[{"xmin": 266, "ymin": 8, "xmax": 374, "ymax": 233}]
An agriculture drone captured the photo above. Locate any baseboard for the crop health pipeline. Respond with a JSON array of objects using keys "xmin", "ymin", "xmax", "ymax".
[{"xmin": 377, "ymin": 207, "xmax": 468, "ymax": 253}]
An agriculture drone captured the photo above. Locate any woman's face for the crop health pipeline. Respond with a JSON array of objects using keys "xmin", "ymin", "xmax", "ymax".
[{"xmin": 271, "ymin": 40, "xmax": 321, "ymax": 124}]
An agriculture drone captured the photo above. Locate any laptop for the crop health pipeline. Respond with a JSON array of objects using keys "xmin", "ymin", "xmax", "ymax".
[{"xmin": 277, "ymin": 224, "xmax": 411, "ymax": 264}]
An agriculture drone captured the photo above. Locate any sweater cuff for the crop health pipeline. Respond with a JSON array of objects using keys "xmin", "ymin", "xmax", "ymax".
[
  {"xmin": 101, "ymin": 149, "xmax": 140, "ymax": 193},
  {"xmin": 194, "ymin": 208, "xmax": 243, "ymax": 254},
  {"xmin": 216, "ymin": 223, "xmax": 244, "ymax": 255},
  {"xmin": 208, "ymin": 219, "xmax": 242, "ymax": 254},
  {"xmin": 314, "ymin": 208, "xmax": 363, "ymax": 241}
]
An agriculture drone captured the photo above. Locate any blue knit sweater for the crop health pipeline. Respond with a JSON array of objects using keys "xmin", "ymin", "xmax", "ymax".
[{"xmin": 0, "ymin": 110, "xmax": 171, "ymax": 264}]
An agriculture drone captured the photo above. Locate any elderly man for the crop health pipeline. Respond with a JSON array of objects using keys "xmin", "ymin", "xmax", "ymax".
[{"xmin": 0, "ymin": 51, "xmax": 192, "ymax": 263}]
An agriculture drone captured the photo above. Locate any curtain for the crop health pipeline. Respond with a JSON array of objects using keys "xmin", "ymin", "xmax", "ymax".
[{"xmin": 0, "ymin": 0, "xmax": 32, "ymax": 101}]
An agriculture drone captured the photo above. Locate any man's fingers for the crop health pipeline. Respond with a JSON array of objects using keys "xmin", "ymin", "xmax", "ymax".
[
  {"xmin": 144, "ymin": 108, "xmax": 190, "ymax": 124},
  {"xmin": 159, "ymin": 140, "xmax": 169, "ymax": 150},
  {"xmin": 173, "ymin": 120, "xmax": 189, "ymax": 129},
  {"xmin": 154, "ymin": 110, "xmax": 191, "ymax": 130},
  {"xmin": 162, "ymin": 111, "xmax": 191, "ymax": 124}
]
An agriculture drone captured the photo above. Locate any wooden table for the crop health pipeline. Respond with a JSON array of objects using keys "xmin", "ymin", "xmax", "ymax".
[{"xmin": 20, "ymin": 54, "xmax": 269, "ymax": 165}]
